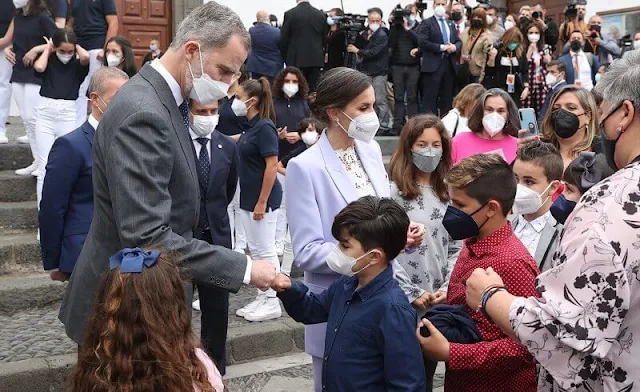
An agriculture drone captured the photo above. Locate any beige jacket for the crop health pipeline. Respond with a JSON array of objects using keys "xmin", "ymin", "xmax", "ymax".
[{"xmin": 460, "ymin": 29, "xmax": 493, "ymax": 81}]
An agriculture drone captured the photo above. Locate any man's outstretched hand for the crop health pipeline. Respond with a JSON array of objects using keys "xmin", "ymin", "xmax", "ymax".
[{"xmin": 249, "ymin": 260, "xmax": 277, "ymax": 291}]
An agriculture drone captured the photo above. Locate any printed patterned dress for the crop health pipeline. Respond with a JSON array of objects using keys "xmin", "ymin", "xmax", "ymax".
[
  {"xmin": 523, "ymin": 48, "xmax": 549, "ymax": 116},
  {"xmin": 510, "ymin": 160, "xmax": 640, "ymax": 391}
]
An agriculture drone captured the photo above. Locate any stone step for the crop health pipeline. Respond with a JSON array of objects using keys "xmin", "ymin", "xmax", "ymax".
[
  {"xmin": 0, "ymin": 229, "xmax": 41, "ymax": 275},
  {"xmin": 0, "ymin": 201, "xmax": 38, "ymax": 229},
  {"xmin": 0, "ymin": 170, "xmax": 36, "ymax": 202},
  {"xmin": 375, "ymin": 135, "xmax": 399, "ymax": 157},
  {"xmin": 0, "ymin": 143, "xmax": 32, "ymax": 172},
  {"xmin": 0, "ymin": 273, "xmax": 66, "ymax": 315}
]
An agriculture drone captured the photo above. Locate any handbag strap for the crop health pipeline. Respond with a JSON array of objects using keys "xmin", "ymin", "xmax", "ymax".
[{"xmin": 453, "ymin": 111, "xmax": 460, "ymax": 137}]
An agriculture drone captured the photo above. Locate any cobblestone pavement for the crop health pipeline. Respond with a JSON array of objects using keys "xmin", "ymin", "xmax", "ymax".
[{"xmin": 0, "ymin": 285, "xmax": 285, "ymax": 363}]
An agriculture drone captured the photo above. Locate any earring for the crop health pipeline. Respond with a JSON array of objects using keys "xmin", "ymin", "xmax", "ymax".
[{"xmin": 617, "ymin": 125, "xmax": 624, "ymax": 132}]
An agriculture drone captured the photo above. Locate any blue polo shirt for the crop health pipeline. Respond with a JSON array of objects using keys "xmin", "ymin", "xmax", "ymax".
[
  {"xmin": 274, "ymin": 96, "xmax": 310, "ymax": 159},
  {"xmin": 217, "ymin": 96, "xmax": 247, "ymax": 136},
  {"xmin": 72, "ymin": 0, "xmax": 117, "ymax": 50},
  {"xmin": 278, "ymin": 264, "xmax": 427, "ymax": 391},
  {"xmin": 11, "ymin": 11, "xmax": 56, "ymax": 85},
  {"xmin": 237, "ymin": 116, "xmax": 282, "ymax": 212}
]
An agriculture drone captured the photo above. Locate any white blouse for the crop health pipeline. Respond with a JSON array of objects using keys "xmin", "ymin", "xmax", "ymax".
[{"xmin": 335, "ymin": 146, "xmax": 376, "ymax": 197}]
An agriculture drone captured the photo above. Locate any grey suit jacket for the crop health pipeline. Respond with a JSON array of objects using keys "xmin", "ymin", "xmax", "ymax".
[
  {"xmin": 510, "ymin": 214, "xmax": 563, "ymax": 273},
  {"xmin": 58, "ymin": 65, "xmax": 248, "ymax": 343}
]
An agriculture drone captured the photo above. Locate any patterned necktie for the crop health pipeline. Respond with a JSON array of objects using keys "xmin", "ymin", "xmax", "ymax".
[
  {"xmin": 178, "ymin": 101, "xmax": 190, "ymax": 133},
  {"xmin": 196, "ymin": 137, "xmax": 210, "ymax": 228}
]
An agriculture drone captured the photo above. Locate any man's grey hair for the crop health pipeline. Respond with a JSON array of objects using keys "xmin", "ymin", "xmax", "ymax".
[
  {"xmin": 595, "ymin": 50, "xmax": 640, "ymax": 111},
  {"xmin": 88, "ymin": 67, "xmax": 129, "ymax": 96},
  {"xmin": 171, "ymin": 1, "xmax": 250, "ymax": 51}
]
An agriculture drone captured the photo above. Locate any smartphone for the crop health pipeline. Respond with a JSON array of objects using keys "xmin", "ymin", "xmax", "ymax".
[{"xmin": 519, "ymin": 108, "xmax": 539, "ymax": 138}]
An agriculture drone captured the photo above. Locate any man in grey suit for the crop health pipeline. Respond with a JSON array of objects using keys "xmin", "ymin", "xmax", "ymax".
[{"xmin": 59, "ymin": 1, "xmax": 277, "ymax": 344}]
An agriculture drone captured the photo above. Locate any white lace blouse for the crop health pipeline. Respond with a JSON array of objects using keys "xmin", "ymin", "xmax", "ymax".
[{"xmin": 335, "ymin": 146, "xmax": 376, "ymax": 197}]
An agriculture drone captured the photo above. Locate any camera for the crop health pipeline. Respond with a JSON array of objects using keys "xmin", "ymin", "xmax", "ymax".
[
  {"xmin": 532, "ymin": 11, "xmax": 541, "ymax": 20},
  {"xmin": 335, "ymin": 13, "xmax": 368, "ymax": 68},
  {"xmin": 565, "ymin": 0, "xmax": 578, "ymax": 19},
  {"xmin": 391, "ymin": 4, "xmax": 409, "ymax": 27},
  {"xmin": 415, "ymin": 0, "xmax": 427, "ymax": 12}
]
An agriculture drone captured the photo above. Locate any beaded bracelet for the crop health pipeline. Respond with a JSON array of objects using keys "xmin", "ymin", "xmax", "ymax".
[{"xmin": 480, "ymin": 287, "xmax": 507, "ymax": 324}]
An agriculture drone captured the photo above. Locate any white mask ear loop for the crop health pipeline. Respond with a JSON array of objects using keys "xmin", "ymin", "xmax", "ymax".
[
  {"xmin": 352, "ymin": 250, "xmax": 376, "ymax": 275},
  {"xmin": 540, "ymin": 181, "xmax": 555, "ymax": 206}
]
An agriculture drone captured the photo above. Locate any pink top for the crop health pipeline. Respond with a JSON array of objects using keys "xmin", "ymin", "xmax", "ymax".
[
  {"xmin": 195, "ymin": 348, "xmax": 224, "ymax": 392},
  {"xmin": 451, "ymin": 131, "xmax": 518, "ymax": 165}
]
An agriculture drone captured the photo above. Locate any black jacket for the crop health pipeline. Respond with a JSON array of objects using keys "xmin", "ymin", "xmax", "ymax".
[
  {"xmin": 279, "ymin": 2, "xmax": 327, "ymax": 68},
  {"xmin": 326, "ymin": 29, "xmax": 347, "ymax": 69},
  {"xmin": 356, "ymin": 28, "xmax": 389, "ymax": 77},
  {"xmin": 544, "ymin": 17, "xmax": 559, "ymax": 49},
  {"xmin": 389, "ymin": 25, "xmax": 419, "ymax": 66}
]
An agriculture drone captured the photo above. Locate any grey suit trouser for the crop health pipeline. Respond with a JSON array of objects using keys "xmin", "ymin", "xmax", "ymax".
[{"xmin": 372, "ymin": 75, "xmax": 391, "ymax": 131}]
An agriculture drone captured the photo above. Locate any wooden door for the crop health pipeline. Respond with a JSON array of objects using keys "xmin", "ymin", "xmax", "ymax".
[{"xmin": 116, "ymin": 0, "xmax": 172, "ymax": 68}]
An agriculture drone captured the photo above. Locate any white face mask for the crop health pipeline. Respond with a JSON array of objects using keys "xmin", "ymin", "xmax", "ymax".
[
  {"xmin": 369, "ymin": 23, "xmax": 381, "ymax": 32},
  {"xmin": 634, "ymin": 40, "xmax": 640, "ymax": 50},
  {"xmin": 327, "ymin": 16, "xmax": 336, "ymax": 26},
  {"xmin": 545, "ymin": 73, "xmax": 558, "ymax": 87},
  {"xmin": 486, "ymin": 15, "xmax": 494, "ymax": 25},
  {"xmin": 150, "ymin": 43, "xmax": 158, "ymax": 52},
  {"xmin": 188, "ymin": 45, "xmax": 231, "ymax": 105},
  {"xmin": 106, "ymin": 54, "xmax": 122, "ymax": 67},
  {"xmin": 231, "ymin": 97, "xmax": 251, "ymax": 117},
  {"xmin": 13, "ymin": 0, "xmax": 28, "ymax": 8},
  {"xmin": 57, "ymin": 53, "xmax": 74, "ymax": 64},
  {"xmin": 282, "ymin": 83, "xmax": 299, "ymax": 98},
  {"xmin": 434, "ymin": 5, "xmax": 446, "ymax": 18},
  {"xmin": 337, "ymin": 110, "xmax": 380, "ymax": 143},
  {"xmin": 504, "ymin": 21, "xmax": 515, "ymax": 30},
  {"xmin": 482, "ymin": 112, "xmax": 506, "ymax": 137},
  {"xmin": 512, "ymin": 182, "xmax": 554, "ymax": 215},
  {"xmin": 326, "ymin": 245, "xmax": 375, "ymax": 276},
  {"xmin": 528, "ymin": 33, "xmax": 541, "ymax": 43},
  {"xmin": 191, "ymin": 114, "xmax": 219, "ymax": 137},
  {"xmin": 301, "ymin": 131, "xmax": 319, "ymax": 145}
]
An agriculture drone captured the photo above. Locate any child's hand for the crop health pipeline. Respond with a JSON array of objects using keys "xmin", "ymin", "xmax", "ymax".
[
  {"xmin": 412, "ymin": 291, "xmax": 432, "ymax": 310},
  {"xmin": 416, "ymin": 319, "xmax": 450, "ymax": 362},
  {"xmin": 431, "ymin": 290, "xmax": 447, "ymax": 305},
  {"xmin": 271, "ymin": 273, "xmax": 292, "ymax": 292},
  {"xmin": 406, "ymin": 222, "xmax": 425, "ymax": 249}
]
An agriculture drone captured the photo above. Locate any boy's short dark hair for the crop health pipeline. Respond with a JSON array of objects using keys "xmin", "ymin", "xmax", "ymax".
[
  {"xmin": 445, "ymin": 154, "xmax": 517, "ymax": 216},
  {"xmin": 331, "ymin": 196, "xmax": 409, "ymax": 262},
  {"xmin": 547, "ymin": 60, "xmax": 566, "ymax": 73},
  {"xmin": 296, "ymin": 117, "xmax": 325, "ymax": 134},
  {"xmin": 515, "ymin": 141, "xmax": 564, "ymax": 182}
]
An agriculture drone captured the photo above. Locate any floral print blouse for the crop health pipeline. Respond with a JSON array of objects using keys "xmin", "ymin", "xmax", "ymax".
[
  {"xmin": 509, "ymin": 161, "xmax": 640, "ymax": 391},
  {"xmin": 335, "ymin": 146, "xmax": 376, "ymax": 198}
]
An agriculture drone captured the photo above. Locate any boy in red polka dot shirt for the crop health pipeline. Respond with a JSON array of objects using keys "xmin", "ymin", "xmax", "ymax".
[{"xmin": 417, "ymin": 154, "xmax": 539, "ymax": 392}]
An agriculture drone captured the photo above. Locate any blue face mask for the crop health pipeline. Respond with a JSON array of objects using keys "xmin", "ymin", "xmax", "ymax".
[
  {"xmin": 442, "ymin": 203, "xmax": 488, "ymax": 241},
  {"xmin": 549, "ymin": 194, "xmax": 577, "ymax": 224},
  {"xmin": 507, "ymin": 42, "xmax": 519, "ymax": 51}
]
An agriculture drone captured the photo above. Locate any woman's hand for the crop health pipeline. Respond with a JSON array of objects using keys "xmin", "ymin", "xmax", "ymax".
[
  {"xmin": 464, "ymin": 267, "xmax": 505, "ymax": 310},
  {"xmin": 517, "ymin": 129, "xmax": 540, "ymax": 148},
  {"xmin": 285, "ymin": 132, "xmax": 301, "ymax": 144},
  {"xmin": 22, "ymin": 48, "xmax": 38, "ymax": 67},
  {"xmin": 406, "ymin": 222, "xmax": 425, "ymax": 249},
  {"xmin": 277, "ymin": 126, "xmax": 288, "ymax": 139},
  {"xmin": 253, "ymin": 201, "xmax": 266, "ymax": 221},
  {"xmin": 4, "ymin": 46, "xmax": 15, "ymax": 65},
  {"xmin": 520, "ymin": 87, "xmax": 530, "ymax": 101},
  {"xmin": 416, "ymin": 319, "xmax": 450, "ymax": 362},
  {"xmin": 96, "ymin": 50, "xmax": 104, "ymax": 61}
]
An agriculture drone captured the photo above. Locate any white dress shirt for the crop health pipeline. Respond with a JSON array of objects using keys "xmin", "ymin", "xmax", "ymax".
[
  {"xmin": 150, "ymin": 59, "xmax": 253, "ymax": 285},
  {"xmin": 87, "ymin": 114, "xmax": 99, "ymax": 131},
  {"xmin": 514, "ymin": 211, "xmax": 551, "ymax": 258},
  {"xmin": 190, "ymin": 128, "xmax": 212, "ymax": 162},
  {"xmin": 570, "ymin": 50, "xmax": 594, "ymax": 91}
]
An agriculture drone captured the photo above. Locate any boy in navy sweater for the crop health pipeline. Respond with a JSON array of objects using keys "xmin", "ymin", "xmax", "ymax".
[{"xmin": 271, "ymin": 196, "xmax": 426, "ymax": 391}]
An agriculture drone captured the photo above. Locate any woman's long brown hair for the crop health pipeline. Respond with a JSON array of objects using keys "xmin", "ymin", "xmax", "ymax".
[
  {"xmin": 71, "ymin": 250, "xmax": 214, "ymax": 392},
  {"xmin": 390, "ymin": 115, "xmax": 452, "ymax": 202}
]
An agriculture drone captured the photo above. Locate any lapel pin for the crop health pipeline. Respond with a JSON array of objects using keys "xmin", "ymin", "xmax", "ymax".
[{"xmin": 218, "ymin": 144, "xmax": 222, "ymax": 149}]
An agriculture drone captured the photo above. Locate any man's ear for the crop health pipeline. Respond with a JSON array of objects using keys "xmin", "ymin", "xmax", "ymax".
[{"xmin": 183, "ymin": 41, "xmax": 199, "ymax": 62}]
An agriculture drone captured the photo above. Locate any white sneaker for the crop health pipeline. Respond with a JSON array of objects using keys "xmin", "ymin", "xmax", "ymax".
[
  {"xmin": 236, "ymin": 295, "xmax": 266, "ymax": 317},
  {"xmin": 0, "ymin": 135, "xmax": 8, "ymax": 144},
  {"xmin": 15, "ymin": 162, "xmax": 37, "ymax": 176},
  {"xmin": 17, "ymin": 135, "xmax": 29, "ymax": 144},
  {"xmin": 276, "ymin": 243, "xmax": 284, "ymax": 257},
  {"xmin": 192, "ymin": 299, "xmax": 201, "ymax": 311},
  {"xmin": 244, "ymin": 297, "xmax": 282, "ymax": 322}
]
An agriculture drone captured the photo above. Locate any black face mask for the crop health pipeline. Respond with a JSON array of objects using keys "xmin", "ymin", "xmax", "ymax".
[
  {"xmin": 570, "ymin": 40, "xmax": 583, "ymax": 52},
  {"xmin": 451, "ymin": 11, "xmax": 463, "ymax": 22},
  {"xmin": 600, "ymin": 102, "xmax": 625, "ymax": 170},
  {"xmin": 442, "ymin": 203, "xmax": 488, "ymax": 240},
  {"xmin": 471, "ymin": 19, "xmax": 483, "ymax": 29},
  {"xmin": 552, "ymin": 109, "xmax": 582, "ymax": 139},
  {"xmin": 520, "ymin": 16, "xmax": 530, "ymax": 26},
  {"xmin": 589, "ymin": 25, "xmax": 601, "ymax": 33}
]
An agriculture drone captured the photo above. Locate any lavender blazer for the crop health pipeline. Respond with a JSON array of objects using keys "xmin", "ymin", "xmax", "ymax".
[{"xmin": 285, "ymin": 132, "xmax": 390, "ymax": 358}]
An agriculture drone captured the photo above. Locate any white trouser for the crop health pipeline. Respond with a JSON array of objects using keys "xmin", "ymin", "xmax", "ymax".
[
  {"xmin": 228, "ymin": 181, "xmax": 247, "ymax": 251},
  {"xmin": 12, "ymin": 83, "xmax": 41, "ymax": 162},
  {"xmin": 0, "ymin": 55, "xmax": 12, "ymax": 137},
  {"xmin": 281, "ymin": 230, "xmax": 294, "ymax": 275},
  {"xmin": 275, "ymin": 172, "xmax": 288, "ymax": 247},
  {"xmin": 35, "ymin": 97, "xmax": 77, "ymax": 207},
  {"xmin": 75, "ymin": 49, "xmax": 103, "ymax": 127},
  {"xmin": 240, "ymin": 208, "xmax": 280, "ymax": 298}
]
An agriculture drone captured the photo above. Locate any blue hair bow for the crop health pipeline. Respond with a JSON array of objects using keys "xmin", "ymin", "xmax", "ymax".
[{"xmin": 109, "ymin": 248, "xmax": 161, "ymax": 273}]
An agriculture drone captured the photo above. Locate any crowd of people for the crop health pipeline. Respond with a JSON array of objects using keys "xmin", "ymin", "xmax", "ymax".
[{"xmin": 1, "ymin": 0, "xmax": 640, "ymax": 391}]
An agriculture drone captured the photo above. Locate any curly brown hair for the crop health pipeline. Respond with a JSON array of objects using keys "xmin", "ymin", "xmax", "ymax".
[
  {"xmin": 272, "ymin": 66, "xmax": 310, "ymax": 99},
  {"xmin": 390, "ymin": 115, "xmax": 452, "ymax": 202},
  {"xmin": 70, "ymin": 250, "xmax": 214, "ymax": 392}
]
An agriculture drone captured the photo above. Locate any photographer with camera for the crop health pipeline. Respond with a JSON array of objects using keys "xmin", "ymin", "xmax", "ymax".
[
  {"xmin": 562, "ymin": 15, "xmax": 621, "ymax": 66},
  {"xmin": 415, "ymin": 0, "xmax": 461, "ymax": 116},
  {"xmin": 621, "ymin": 32, "xmax": 640, "ymax": 58},
  {"xmin": 389, "ymin": 6, "xmax": 419, "ymax": 134},
  {"xmin": 325, "ymin": 8, "xmax": 347, "ymax": 70},
  {"xmin": 532, "ymin": 4, "xmax": 559, "ymax": 50},
  {"xmin": 347, "ymin": 8, "xmax": 392, "ymax": 135},
  {"xmin": 559, "ymin": 0, "xmax": 588, "ymax": 48}
]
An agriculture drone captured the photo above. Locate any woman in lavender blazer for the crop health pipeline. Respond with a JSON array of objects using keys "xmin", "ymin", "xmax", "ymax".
[{"xmin": 286, "ymin": 67, "xmax": 423, "ymax": 391}]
